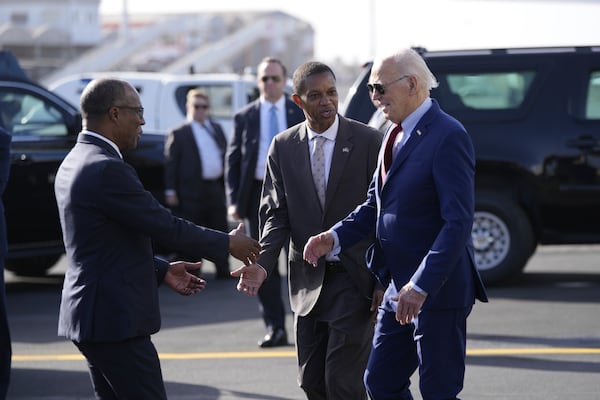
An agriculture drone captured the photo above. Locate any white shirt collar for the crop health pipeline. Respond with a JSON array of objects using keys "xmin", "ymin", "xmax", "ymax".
[
  {"xmin": 307, "ymin": 114, "xmax": 339, "ymax": 142},
  {"xmin": 83, "ymin": 130, "xmax": 123, "ymax": 158}
]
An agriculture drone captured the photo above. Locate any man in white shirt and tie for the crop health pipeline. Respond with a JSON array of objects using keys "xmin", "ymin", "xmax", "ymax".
[{"xmin": 164, "ymin": 88, "xmax": 230, "ymax": 278}]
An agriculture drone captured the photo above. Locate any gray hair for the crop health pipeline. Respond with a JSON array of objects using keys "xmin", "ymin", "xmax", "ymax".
[{"xmin": 384, "ymin": 48, "xmax": 439, "ymax": 91}]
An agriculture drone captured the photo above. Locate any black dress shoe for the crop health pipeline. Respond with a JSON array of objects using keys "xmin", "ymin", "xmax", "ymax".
[{"xmin": 258, "ymin": 328, "xmax": 288, "ymax": 348}]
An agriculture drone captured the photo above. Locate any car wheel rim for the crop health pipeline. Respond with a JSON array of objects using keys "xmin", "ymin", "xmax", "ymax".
[{"xmin": 472, "ymin": 211, "xmax": 510, "ymax": 271}]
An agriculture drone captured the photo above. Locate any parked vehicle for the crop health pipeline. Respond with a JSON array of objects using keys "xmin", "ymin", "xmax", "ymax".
[
  {"xmin": 0, "ymin": 51, "xmax": 165, "ymax": 276},
  {"xmin": 342, "ymin": 46, "xmax": 600, "ymax": 284},
  {"xmin": 49, "ymin": 71, "xmax": 278, "ymax": 136}
]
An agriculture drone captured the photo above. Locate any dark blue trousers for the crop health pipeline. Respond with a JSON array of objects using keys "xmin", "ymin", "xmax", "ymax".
[{"xmin": 364, "ymin": 306, "xmax": 472, "ymax": 400}]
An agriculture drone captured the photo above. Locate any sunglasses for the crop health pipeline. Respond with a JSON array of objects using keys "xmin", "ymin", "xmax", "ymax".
[
  {"xmin": 261, "ymin": 75, "xmax": 282, "ymax": 83},
  {"xmin": 194, "ymin": 104, "xmax": 209, "ymax": 110},
  {"xmin": 367, "ymin": 75, "xmax": 410, "ymax": 95}
]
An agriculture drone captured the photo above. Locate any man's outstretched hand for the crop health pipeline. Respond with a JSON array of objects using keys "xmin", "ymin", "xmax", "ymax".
[
  {"xmin": 165, "ymin": 261, "xmax": 206, "ymax": 296},
  {"xmin": 303, "ymin": 231, "xmax": 334, "ymax": 266},
  {"xmin": 228, "ymin": 222, "xmax": 261, "ymax": 264},
  {"xmin": 230, "ymin": 263, "xmax": 267, "ymax": 297}
]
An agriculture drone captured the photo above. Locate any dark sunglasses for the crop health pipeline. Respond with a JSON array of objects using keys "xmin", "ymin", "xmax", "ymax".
[
  {"xmin": 194, "ymin": 104, "xmax": 209, "ymax": 110},
  {"xmin": 261, "ymin": 75, "xmax": 282, "ymax": 83},
  {"xmin": 366, "ymin": 75, "xmax": 410, "ymax": 95}
]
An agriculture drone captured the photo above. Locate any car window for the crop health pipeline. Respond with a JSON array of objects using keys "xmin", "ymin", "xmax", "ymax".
[
  {"xmin": 444, "ymin": 71, "xmax": 535, "ymax": 110},
  {"xmin": 0, "ymin": 88, "xmax": 69, "ymax": 136},
  {"xmin": 585, "ymin": 71, "xmax": 600, "ymax": 119},
  {"xmin": 174, "ymin": 84, "xmax": 236, "ymax": 121}
]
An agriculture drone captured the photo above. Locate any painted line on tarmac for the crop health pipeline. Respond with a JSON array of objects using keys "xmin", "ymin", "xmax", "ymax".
[{"xmin": 12, "ymin": 347, "xmax": 600, "ymax": 362}]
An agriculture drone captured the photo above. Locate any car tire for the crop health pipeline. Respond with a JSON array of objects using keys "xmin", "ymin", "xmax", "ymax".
[
  {"xmin": 472, "ymin": 191, "xmax": 536, "ymax": 285},
  {"xmin": 4, "ymin": 254, "xmax": 62, "ymax": 277}
]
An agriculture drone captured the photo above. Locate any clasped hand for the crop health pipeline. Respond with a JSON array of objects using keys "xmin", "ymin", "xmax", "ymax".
[{"xmin": 230, "ymin": 263, "xmax": 267, "ymax": 297}]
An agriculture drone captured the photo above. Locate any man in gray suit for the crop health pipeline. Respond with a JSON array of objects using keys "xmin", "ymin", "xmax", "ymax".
[
  {"xmin": 55, "ymin": 78, "xmax": 260, "ymax": 399},
  {"xmin": 232, "ymin": 62, "xmax": 383, "ymax": 399},
  {"xmin": 226, "ymin": 57, "xmax": 305, "ymax": 347}
]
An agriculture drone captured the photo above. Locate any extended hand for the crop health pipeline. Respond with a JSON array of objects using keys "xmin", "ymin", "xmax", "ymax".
[
  {"xmin": 230, "ymin": 263, "xmax": 267, "ymax": 297},
  {"xmin": 392, "ymin": 283, "xmax": 426, "ymax": 325},
  {"xmin": 165, "ymin": 261, "xmax": 206, "ymax": 296},
  {"xmin": 228, "ymin": 222, "xmax": 261, "ymax": 264},
  {"xmin": 303, "ymin": 232, "xmax": 334, "ymax": 266}
]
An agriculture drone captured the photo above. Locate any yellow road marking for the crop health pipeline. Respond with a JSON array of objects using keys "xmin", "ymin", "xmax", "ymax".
[{"xmin": 12, "ymin": 347, "xmax": 600, "ymax": 362}]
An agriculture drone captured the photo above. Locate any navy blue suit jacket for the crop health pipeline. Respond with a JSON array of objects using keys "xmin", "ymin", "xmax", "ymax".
[
  {"xmin": 55, "ymin": 133, "xmax": 229, "ymax": 342},
  {"xmin": 226, "ymin": 97, "xmax": 304, "ymax": 219},
  {"xmin": 334, "ymin": 100, "xmax": 487, "ymax": 310}
]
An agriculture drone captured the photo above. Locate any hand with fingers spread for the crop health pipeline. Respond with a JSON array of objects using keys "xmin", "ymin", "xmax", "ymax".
[
  {"xmin": 230, "ymin": 263, "xmax": 267, "ymax": 297},
  {"xmin": 228, "ymin": 222, "xmax": 261, "ymax": 264},
  {"xmin": 165, "ymin": 261, "xmax": 207, "ymax": 296},
  {"xmin": 303, "ymin": 231, "xmax": 334, "ymax": 266}
]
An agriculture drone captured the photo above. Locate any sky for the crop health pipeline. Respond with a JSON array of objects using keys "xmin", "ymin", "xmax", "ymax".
[{"xmin": 99, "ymin": 0, "xmax": 600, "ymax": 64}]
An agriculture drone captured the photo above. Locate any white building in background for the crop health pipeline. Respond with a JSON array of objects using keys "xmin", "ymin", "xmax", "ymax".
[{"xmin": 0, "ymin": 0, "xmax": 314, "ymax": 83}]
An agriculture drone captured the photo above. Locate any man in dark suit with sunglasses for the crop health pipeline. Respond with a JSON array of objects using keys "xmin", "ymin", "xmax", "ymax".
[
  {"xmin": 226, "ymin": 57, "xmax": 305, "ymax": 347},
  {"xmin": 164, "ymin": 88, "xmax": 230, "ymax": 279}
]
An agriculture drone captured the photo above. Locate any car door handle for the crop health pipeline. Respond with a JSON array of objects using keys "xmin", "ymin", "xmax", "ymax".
[{"xmin": 12, "ymin": 153, "xmax": 33, "ymax": 165}]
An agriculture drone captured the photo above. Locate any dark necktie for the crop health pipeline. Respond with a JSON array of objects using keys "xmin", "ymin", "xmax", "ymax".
[{"xmin": 381, "ymin": 124, "xmax": 402, "ymax": 182}]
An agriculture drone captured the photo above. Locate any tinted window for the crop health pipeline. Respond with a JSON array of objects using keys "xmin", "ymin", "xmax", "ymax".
[
  {"xmin": 0, "ymin": 88, "xmax": 68, "ymax": 136},
  {"xmin": 444, "ymin": 71, "xmax": 535, "ymax": 110},
  {"xmin": 585, "ymin": 71, "xmax": 600, "ymax": 119},
  {"xmin": 174, "ymin": 84, "xmax": 235, "ymax": 121}
]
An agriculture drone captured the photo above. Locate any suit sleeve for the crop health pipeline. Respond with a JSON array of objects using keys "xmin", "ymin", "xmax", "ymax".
[
  {"xmin": 257, "ymin": 138, "xmax": 290, "ymax": 274},
  {"xmin": 163, "ymin": 129, "xmax": 180, "ymax": 192},
  {"xmin": 225, "ymin": 113, "xmax": 244, "ymax": 206},
  {"xmin": 100, "ymin": 159, "xmax": 229, "ymax": 265}
]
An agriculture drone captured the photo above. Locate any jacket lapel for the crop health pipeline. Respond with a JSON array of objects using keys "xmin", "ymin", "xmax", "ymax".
[{"xmin": 325, "ymin": 118, "xmax": 353, "ymax": 214}]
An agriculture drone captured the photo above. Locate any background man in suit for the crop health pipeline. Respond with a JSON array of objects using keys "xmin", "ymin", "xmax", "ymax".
[
  {"xmin": 164, "ymin": 88, "xmax": 230, "ymax": 279},
  {"xmin": 226, "ymin": 57, "xmax": 305, "ymax": 347},
  {"xmin": 0, "ymin": 121, "xmax": 12, "ymax": 400},
  {"xmin": 54, "ymin": 78, "xmax": 260, "ymax": 399},
  {"xmin": 303, "ymin": 49, "xmax": 488, "ymax": 400},
  {"xmin": 232, "ymin": 61, "xmax": 383, "ymax": 399}
]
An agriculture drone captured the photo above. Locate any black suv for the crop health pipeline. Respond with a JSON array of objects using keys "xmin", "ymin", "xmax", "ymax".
[
  {"xmin": 1, "ymin": 51, "xmax": 165, "ymax": 276},
  {"xmin": 342, "ymin": 46, "xmax": 600, "ymax": 284}
]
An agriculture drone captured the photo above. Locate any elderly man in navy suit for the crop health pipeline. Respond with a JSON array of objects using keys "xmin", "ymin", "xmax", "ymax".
[
  {"xmin": 54, "ymin": 78, "xmax": 260, "ymax": 399},
  {"xmin": 303, "ymin": 49, "xmax": 488, "ymax": 400}
]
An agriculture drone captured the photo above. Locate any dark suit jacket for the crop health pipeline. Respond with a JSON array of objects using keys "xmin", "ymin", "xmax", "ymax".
[
  {"xmin": 226, "ymin": 97, "xmax": 304, "ymax": 219},
  {"xmin": 334, "ymin": 100, "xmax": 488, "ymax": 310},
  {"xmin": 0, "ymin": 127, "xmax": 10, "ymax": 263},
  {"xmin": 258, "ymin": 116, "xmax": 383, "ymax": 316},
  {"xmin": 55, "ymin": 133, "xmax": 230, "ymax": 342},
  {"xmin": 164, "ymin": 119, "xmax": 227, "ymax": 201}
]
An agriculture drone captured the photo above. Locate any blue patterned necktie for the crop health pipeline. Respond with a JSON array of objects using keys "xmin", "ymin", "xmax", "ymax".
[{"xmin": 269, "ymin": 105, "xmax": 279, "ymax": 140}]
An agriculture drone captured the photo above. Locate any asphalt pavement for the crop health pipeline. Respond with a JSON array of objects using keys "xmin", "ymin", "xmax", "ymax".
[{"xmin": 5, "ymin": 245, "xmax": 600, "ymax": 399}]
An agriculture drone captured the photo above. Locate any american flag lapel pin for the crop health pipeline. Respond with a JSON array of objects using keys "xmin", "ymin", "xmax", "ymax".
[
  {"xmin": 417, "ymin": 129, "xmax": 422, "ymax": 136},
  {"xmin": 342, "ymin": 147, "xmax": 350, "ymax": 153}
]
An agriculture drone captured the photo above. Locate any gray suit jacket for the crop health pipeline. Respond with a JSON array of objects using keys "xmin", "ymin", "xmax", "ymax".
[
  {"xmin": 55, "ymin": 133, "xmax": 229, "ymax": 342},
  {"xmin": 258, "ymin": 116, "xmax": 383, "ymax": 316}
]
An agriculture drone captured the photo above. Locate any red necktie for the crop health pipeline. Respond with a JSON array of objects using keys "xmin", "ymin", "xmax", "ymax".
[{"xmin": 381, "ymin": 124, "xmax": 402, "ymax": 182}]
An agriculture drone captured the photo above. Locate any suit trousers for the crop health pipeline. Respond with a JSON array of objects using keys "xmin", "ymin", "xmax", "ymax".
[
  {"xmin": 364, "ymin": 305, "xmax": 472, "ymax": 400},
  {"xmin": 75, "ymin": 336, "xmax": 167, "ymax": 400},
  {"xmin": 296, "ymin": 269, "xmax": 373, "ymax": 400},
  {"xmin": 248, "ymin": 179, "xmax": 286, "ymax": 331}
]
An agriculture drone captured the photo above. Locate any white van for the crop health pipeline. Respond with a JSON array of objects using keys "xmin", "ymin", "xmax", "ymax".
[{"xmin": 48, "ymin": 71, "xmax": 263, "ymax": 136}]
